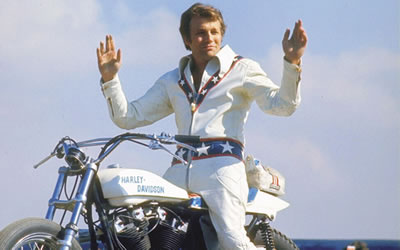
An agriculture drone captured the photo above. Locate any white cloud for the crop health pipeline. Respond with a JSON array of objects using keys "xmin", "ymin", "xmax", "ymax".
[
  {"xmin": 260, "ymin": 45, "xmax": 400, "ymax": 131},
  {"xmin": 0, "ymin": 0, "xmax": 104, "ymax": 75},
  {"xmin": 285, "ymin": 138, "xmax": 335, "ymax": 174},
  {"xmin": 245, "ymin": 130, "xmax": 341, "ymax": 189},
  {"xmin": 0, "ymin": 1, "xmax": 187, "ymax": 130},
  {"xmin": 305, "ymin": 48, "xmax": 400, "ymax": 129}
]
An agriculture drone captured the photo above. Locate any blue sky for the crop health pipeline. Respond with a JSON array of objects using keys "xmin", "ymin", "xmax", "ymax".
[{"xmin": 0, "ymin": 0, "xmax": 399, "ymax": 240}]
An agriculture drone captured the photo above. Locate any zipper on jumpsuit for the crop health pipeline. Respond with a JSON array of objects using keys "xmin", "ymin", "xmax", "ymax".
[{"xmin": 185, "ymin": 92, "xmax": 198, "ymax": 191}]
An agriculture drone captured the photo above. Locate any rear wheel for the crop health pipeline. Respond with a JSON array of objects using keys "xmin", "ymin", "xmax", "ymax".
[{"xmin": 0, "ymin": 217, "xmax": 81, "ymax": 249}]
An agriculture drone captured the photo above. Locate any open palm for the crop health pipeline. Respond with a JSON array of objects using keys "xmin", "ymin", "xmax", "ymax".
[
  {"xmin": 282, "ymin": 20, "xmax": 307, "ymax": 65},
  {"xmin": 96, "ymin": 35, "xmax": 122, "ymax": 82}
]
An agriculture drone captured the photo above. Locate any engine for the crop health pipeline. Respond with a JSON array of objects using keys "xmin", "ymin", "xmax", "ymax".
[{"xmin": 111, "ymin": 205, "xmax": 188, "ymax": 250}]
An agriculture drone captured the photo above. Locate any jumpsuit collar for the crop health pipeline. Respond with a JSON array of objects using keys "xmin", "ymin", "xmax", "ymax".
[{"xmin": 178, "ymin": 45, "xmax": 237, "ymax": 80}]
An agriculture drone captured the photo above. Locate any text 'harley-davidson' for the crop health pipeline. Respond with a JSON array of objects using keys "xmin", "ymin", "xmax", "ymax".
[{"xmin": 0, "ymin": 132, "xmax": 298, "ymax": 249}]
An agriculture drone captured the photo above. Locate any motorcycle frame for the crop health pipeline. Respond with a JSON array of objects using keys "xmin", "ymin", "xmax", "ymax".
[
  {"xmin": 45, "ymin": 164, "xmax": 273, "ymax": 250},
  {"xmin": 40, "ymin": 134, "xmax": 278, "ymax": 250}
]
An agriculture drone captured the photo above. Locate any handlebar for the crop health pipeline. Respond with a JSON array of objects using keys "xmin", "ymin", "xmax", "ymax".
[
  {"xmin": 174, "ymin": 135, "xmax": 200, "ymax": 144},
  {"xmin": 33, "ymin": 132, "xmax": 200, "ymax": 169}
]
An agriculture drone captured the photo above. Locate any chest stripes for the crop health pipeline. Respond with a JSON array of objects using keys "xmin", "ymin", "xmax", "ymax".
[{"xmin": 178, "ymin": 56, "xmax": 243, "ymax": 112}]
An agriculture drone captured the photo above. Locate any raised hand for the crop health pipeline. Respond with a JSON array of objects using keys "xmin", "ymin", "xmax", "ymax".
[
  {"xmin": 282, "ymin": 20, "xmax": 308, "ymax": 65},
  {"xmin": 96, "ymin": 35, "xmax": 122, "ymax": 82}
]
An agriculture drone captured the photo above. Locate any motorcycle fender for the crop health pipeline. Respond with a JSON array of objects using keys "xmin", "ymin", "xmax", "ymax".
[{"xmin": 246, "ymin": 188, "xmax": 289, "ymax": 220}]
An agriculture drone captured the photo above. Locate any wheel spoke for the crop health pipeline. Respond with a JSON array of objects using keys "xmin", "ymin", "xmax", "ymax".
[
  {"xmin": 33, "ymin": 241, "xmax": 45, "ymax": 250},
  {"xmin": 13, "ymin": 232, "xmax": 59, "ymax": 249}
]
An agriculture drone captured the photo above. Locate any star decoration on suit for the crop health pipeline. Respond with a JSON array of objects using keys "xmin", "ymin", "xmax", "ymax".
[
  {"xmin": 179, "ymin": 79, "xmax": 184, "ymax": 85},
  {"xmin": 220, "ymin": 141, "xmax": 234, "ymax": 153},
  {"xmin": 212, "ymin": 76, "xmax": 219, "ymax": 84},
  {"xmin": 201, "ymin": 89, "xmax": 207, "ymax": 95},
  {"xmin": 177, "ymin": 148, "xmax": 186, "ymax": 159},
  {"xmin": 197, "ymin": 143, "xmax": 210, "ymax": 156}
]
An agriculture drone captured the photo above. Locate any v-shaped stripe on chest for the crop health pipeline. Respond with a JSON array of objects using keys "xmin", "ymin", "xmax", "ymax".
[{"xmin": 178, "ymin": 55, "xmax": 243, "ymax": 112}]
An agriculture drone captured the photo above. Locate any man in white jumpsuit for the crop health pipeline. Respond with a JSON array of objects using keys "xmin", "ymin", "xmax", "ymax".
[{"xmin": 96, "ymin": 3, "xmax": 307, "ymax": 249}]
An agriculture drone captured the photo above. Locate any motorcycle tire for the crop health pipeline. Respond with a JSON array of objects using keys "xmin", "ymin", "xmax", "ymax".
[
  {"xmin": 253, "ymin": 227, "xmax": 299, "ymax": 250},
  {"xmin": 0, "ymin": 217, "xmax": 82, "ymax": 250}
]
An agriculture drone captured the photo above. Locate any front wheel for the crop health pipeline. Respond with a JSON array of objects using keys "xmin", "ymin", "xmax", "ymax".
[{"xmin": 0, "ymin": 217, "xmax": 81, "ymax": 250}]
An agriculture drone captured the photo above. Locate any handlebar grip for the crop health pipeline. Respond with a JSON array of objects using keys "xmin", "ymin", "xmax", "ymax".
[{"xmin": 174, "ymin": 135, "xmax": 201, "ymax": 143}]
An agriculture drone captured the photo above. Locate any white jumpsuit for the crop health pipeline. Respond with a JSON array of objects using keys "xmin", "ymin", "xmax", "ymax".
[{"xmin": 101, "ymin": 45, "xmax": 302, "ymax": 249}]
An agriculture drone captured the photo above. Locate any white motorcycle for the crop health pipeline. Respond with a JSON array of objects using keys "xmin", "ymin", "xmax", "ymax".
[{"xmin": 0, "ymin": 132, "xmax": 298, "ymax": 249}]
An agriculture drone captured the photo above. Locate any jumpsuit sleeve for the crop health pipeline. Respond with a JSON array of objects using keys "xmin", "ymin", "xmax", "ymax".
[
  {"xmin": 101, "ymin": 75, "xmax": 174, "ymax": 129},
  {"xmin": 243, "ymin": 59, "xmax": 302, "ymax": 116}
]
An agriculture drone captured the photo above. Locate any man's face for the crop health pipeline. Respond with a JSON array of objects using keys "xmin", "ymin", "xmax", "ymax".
[{"xmin": 185, "ymin": 16, "xmax": 222, "ymax": 64}]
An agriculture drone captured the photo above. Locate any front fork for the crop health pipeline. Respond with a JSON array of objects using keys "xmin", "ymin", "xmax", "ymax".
[{"xmin": 45, "ymin": 162, "xmax": 98, "ymax": 249}]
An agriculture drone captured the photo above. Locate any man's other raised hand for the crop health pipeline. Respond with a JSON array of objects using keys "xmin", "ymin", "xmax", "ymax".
[{"xmin": 97, "ymin": 35, "xmax": 122, "ymax": 82}]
